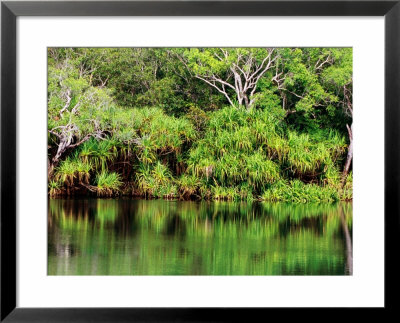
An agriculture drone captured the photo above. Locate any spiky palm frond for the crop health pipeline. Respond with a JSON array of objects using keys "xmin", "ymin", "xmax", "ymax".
[{"xmin": 95, "ymin": 171, "xmax": 122, "ymax": 197}]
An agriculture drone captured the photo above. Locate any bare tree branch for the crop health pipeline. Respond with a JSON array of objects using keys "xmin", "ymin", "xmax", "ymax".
[
  {"xmin": 59, "ymin": 89, "xmax": 72, "ymax": 117},
  {"xmin": 195, "ymin": 75, "xmax": 235, "ymax": 107},
  {"xmin": 182, "ymin": 48, "xmax": 278, "ymax": 109}
]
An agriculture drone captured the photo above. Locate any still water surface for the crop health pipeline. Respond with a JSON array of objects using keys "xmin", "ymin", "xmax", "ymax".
[{"xmin": 48, "ymin": 199, "xmax": 352, "ymax": 275}]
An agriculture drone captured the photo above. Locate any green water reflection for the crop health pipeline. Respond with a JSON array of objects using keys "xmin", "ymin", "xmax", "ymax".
[{"xmin": 48, "ymin": 199, "xmax": 352, "ymax": 275}]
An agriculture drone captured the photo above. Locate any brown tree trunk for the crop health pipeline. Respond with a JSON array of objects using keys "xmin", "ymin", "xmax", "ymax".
[
  {"xmin": 341, "ymin": 123, "xmax": 353, "ymax": 187},
  {"xmin": 48, "ymin": 140, "xmax": 67, "ymax": 180}
]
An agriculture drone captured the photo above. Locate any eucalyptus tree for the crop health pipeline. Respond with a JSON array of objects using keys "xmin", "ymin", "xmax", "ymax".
[{"xmin": 182, "ymin": 48, "xmax": 278, "ymax": 109}]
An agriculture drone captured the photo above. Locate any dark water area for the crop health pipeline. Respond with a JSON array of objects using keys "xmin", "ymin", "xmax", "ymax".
[{"xmin": 48, "ymin": 199, "xmax": 352, "ymax": 275}]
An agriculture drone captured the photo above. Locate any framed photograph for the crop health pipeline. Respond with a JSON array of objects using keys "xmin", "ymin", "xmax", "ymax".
[{"xmin": 1, "ymin": 0, "xmax": 398, "ymax": 321}]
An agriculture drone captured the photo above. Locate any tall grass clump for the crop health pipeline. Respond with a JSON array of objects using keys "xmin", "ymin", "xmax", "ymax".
[
  {"xmin": 55, "ymin": 156, "xmax": 92, "ymax": 188},
  {"xmin": 281, "ymin": 130, "xmax": 346, "ymax": 181},
  {"xmin": 340, "ymin": 172, "xmax": 353, "ymax": 201},
  {"xmin": 260, "ymin": 180, "xmax": 339, "ymax": 203},
  {"xmin": 134, "ymin": 161, "xmax": 177, "ymax": 199},
  {"xmin": 79, "ymin": 138, "xmax": 118, "ymax": 171},
  {"xmin": 48, "ymin": 180, "xmax": 63, "ymax": 197},
  {"xmin": 177, "ymin": 174, "xmax": 201, "ymax": 200},
  {"xmin": 95, "ymin": 171, "xmax": 122, "ymax": 197}
]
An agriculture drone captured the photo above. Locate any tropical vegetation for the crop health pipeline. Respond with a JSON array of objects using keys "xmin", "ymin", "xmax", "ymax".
[{"xmin": 48, "ymin": 47, "xmax": 352, "ymax": 202}]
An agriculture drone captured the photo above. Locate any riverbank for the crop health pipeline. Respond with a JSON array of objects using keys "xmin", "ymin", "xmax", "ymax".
[{"xmin": 49, "ymin": 177, "xmax": 352, "ymax": 203}]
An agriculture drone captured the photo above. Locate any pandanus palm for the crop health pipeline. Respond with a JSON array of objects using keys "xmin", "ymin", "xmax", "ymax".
[
  {"xmin": 95, "ymin": 171, "xmax": 122, "ymax": 197},
  {"xmin": 93, "ymin": 140, "xmax": 117, "ymax": 171},
  {"xmin": 178, "ymin": 174, "xmax": 200, "ymax": 199},
  {"xmin": 79, "ymin": 138, "xmax": 117, "ymax": 171},
  {"xmin": 55, "ymin": 156, "xmax": 92, "ymax": 187},
  {"xmin": 134, "ymin": 135, "xmax": 157, "ymax": 165},
  {"xmin": 152, "ymin": 161, "xmax": 172, "ymax": 185},
  {"xmin": 135, "ymin": 163, "xmax": 153, "ymax": 195}
]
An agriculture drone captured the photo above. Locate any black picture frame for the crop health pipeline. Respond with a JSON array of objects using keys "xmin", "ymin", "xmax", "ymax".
[{"xmin": 1, "ymin": 0, "xmax": 399, "ymax": 321}]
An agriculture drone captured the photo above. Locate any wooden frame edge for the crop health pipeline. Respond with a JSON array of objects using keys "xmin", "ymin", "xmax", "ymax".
[{"xmin": 1, "ymin": 0, "xmax": 399, "ymax": 321}]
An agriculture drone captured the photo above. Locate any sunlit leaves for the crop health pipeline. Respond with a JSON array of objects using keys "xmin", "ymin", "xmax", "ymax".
[{"xmin": 47, "ymin": 47, "xmax": 352, "ymax": 202}]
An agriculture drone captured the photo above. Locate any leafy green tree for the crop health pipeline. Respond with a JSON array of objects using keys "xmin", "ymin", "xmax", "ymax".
[
  {"xmin": 320, "ymin": 49, "xmax": 353, "ymax": 182},
  {"xmin": 48, "ymin": 51, "xmax": 116, "ymax": 176},
  {"xmin": 270, "ymin": 48, "xmax": 352, "ymax": 181}
]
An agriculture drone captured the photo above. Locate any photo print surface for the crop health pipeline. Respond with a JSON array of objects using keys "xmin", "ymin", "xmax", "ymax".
[{"xmin": 47, "ymin": 47, "xmax": 352, "ymax": 275}]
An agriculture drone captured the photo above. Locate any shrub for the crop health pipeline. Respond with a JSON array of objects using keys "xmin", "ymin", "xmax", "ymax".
[
  {"xmin": 55, "ymin": 156, "xmax": 92, "ymax": 187},
  {"xmin": 261, "ymin": 180, "xmax": 339, "ymax": 203},
  {"xmin": 48, "ymin": 180, "xmax": 63, "ymax": 197},
  {"xmin": 95, "ymin": 171, "xmax": 122, "ymax": 197}
]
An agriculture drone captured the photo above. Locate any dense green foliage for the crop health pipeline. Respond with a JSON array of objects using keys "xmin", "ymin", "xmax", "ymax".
[{"xmin": 48, "ymin": 47, "xmax": 352, "ymax": 202}]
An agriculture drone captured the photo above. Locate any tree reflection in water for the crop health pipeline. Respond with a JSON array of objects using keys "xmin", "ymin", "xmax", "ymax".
[{"xmin": 48, "ymin": 199, "xmax": 352, "ymax": 275}]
